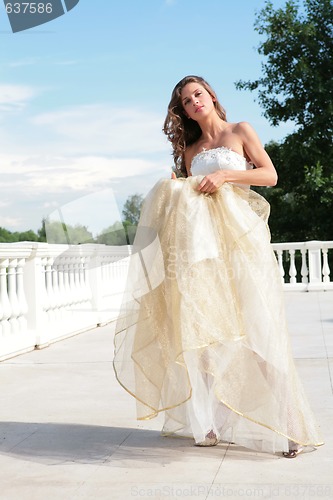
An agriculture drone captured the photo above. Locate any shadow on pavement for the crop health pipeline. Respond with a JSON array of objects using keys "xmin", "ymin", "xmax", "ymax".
[{"xmin": 0, "ymin": 422, "xmax": 276, "ymax": 466}]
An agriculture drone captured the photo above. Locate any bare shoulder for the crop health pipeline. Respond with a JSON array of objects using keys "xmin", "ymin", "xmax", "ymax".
[
  {"xmin": 233, "ymin": 121, "xmax": 258, "ymax": 139},
  {"xmin": 231, "ymin": 122, "xmax": 264, "ymax": 153}
]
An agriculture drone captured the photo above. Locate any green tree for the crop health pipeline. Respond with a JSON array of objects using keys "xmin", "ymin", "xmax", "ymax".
[
  {"xmin": 236, "ymin": 0, "xmax": 333, "ymax": 241},
  {"xmin": 96, "ymin": 221, "xmax": 128, "ymax": 246},
  {"xmin": 259, "ymin": 141, "xmax": 333, "ymax": 241},
  {"xmin": 237, "ymin": 0, "xmax": 333, "ymax": 148},
  {"xmin": 16, "ymin": 230, "xmax": 39, "ymax": 242},
  {"xmin": 0, "ymin": 227, "xmax": 39, "ymax": 242},
  {"xmin": 38, "ymin": 218, "xmax": 47, "ymax": 242},
  {"xmin": 96, "ymin": 221, "xmax": 138, "ymax": 246},
  {"xmin": 44, "ymin": 220, "xmax": 93, "ymax": 244},
  {"xmin": 122, "ymin": 194, "xmax": 144, "ymax": 226},
  {"xmin": 0, "ymin": 227, "xmax": 16, "ymax": 242}
]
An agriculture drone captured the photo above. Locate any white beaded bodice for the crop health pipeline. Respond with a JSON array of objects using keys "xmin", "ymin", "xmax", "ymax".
[{"xmin": 191, "ymin": 146, "xmax": 253, "ymax": 177}]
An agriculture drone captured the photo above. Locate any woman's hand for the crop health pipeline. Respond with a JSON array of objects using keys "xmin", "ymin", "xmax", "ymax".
[
  {"xmin": 171, "ymin": 172, "xmax": 177, "ymax": 180},
  {"xmin": 197, "ymin": 170, "xmax": 228, "ymax": 193}
]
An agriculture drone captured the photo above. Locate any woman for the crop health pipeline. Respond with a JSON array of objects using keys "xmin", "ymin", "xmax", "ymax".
[{"xmin": 114, "ymin": 76, "xmax": 323, "ymax": 458}]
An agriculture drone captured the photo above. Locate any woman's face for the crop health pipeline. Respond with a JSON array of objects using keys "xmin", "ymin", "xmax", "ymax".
[{"xmin": 180, "ymin": 82, "xmax": 215, "ymax": 121}]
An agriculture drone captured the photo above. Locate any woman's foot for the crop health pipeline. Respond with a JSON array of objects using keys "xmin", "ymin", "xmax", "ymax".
[
  {"xmin": 195, "ymin": 430, "xmax": 219, "ymax": 447},
  {"xmin": 282, "ymin": 442, "xmax": 304, "ymax": 458}
]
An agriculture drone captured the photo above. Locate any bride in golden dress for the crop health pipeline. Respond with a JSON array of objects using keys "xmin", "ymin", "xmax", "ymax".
[{"xmin": 113, "ymin": 76, "xmax": 323, "ymax": 458}]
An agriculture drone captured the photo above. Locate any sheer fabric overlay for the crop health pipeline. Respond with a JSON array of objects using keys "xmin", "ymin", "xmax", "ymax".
[{"xmin": 113, "ymin": 147, "xmax": 323, "ymax": 454}]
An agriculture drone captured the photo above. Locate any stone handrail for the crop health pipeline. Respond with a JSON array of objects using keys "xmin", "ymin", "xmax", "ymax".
[
  {"xmin": 0, "ymin": 242, "xmax": 131, "ymax": 361},
  {"xmin": 0, "ymin": 240, "xmax": 332, "ymax": 360},
  {"xmin": 271, "ymin": 240, "xmax": 333, "ymax": 291}
]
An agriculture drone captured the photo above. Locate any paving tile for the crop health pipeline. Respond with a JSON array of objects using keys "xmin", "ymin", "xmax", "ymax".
[{"xmin": 0, "ymin": 293, "xmax": 332, "ymax": 499}]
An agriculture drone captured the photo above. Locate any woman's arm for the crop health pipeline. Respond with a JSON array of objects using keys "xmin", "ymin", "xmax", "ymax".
[{"xmin": 198, "ymin": 122, "xmax": 278, "ymax": 193}]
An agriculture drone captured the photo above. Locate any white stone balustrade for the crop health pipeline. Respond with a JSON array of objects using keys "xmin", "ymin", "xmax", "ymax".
[
  {"xmin": 0, "ymin": 240, "xmax": 332, "ymax": 361},
  {"xmin": 0, "ymin": 242, "xmax": 131, "ymax": 361},
  {"xmin": 271, "ymin": 240, "xmax": 333, "ymax": 291}
]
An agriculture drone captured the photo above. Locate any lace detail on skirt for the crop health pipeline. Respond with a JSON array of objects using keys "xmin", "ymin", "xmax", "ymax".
[{"xmin": 113, "ymin": 175, "xmax": 324, "ymax": 454}]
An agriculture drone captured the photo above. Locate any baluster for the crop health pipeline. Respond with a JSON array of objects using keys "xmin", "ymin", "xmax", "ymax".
[
  {"xmin": 104, "ymin": 259, "xmax": 111, "ymax": 296},
  {"xmin": 16, "ymin": 258, "xmax": 28, "ymax": 331},
  {"xmin": 51, "ymin": 263, "xmax": 61, "ymax": 309},
  {"xmin": 122, "ymin": 256, "xmax": 130, "ymax": 281},
  {"xmin": 114, "ymin": 256, "xmax": 120, "ymax": 279},
  {"xmin": 108, "ymin": 258, "xmax": 113, "ymax": 291},
  {"xmin": 41, "ymin": 257, "xmax": 50, "ymax": 314},
  {"xmin": 0, "ymin": 259, "xmax": 12, "ymax": 335},
  {"xmin": 77, "ymin": 257, "xmax": 88, "ymax": 304},
  {"xmin": 322, "ymin": 248, "xmax": 330, "ymax": 283},
  {"xmin": 54, "ymin": 261, "xmax": 63, "ymax": 309},
  {"xmin": 7, "ymin": 258, "xmax": 20, "ymax": 333},
  {"xmin": 72, "ymin": 257, "xmax": 80, "ymax": 303},
  {"xmin": 74, "ymin": 257, "xmax": 83, "ymax": 304},
  {"xmin": 78, "ymin": 257, "xmax": 85, "ymax": 302},
  {"xmin": 70, "ymin": 256, "xmax": 79, "ymax": 305},
  {"xmin": 51, "ymin": 262, "xmax": 62, "ymax": 320},
  {"xmin": 68, "ymin": 258, "xmax": 77, "ymax": 305},
  {"xmin": 300, "ymin": 248, "xmax": 308, "ymax": 283},
  {"xmin": 81, "ymin": 256, "xmax": 92, "ymax": 303},
  {"xmin": 276, "ymin": 250, "xmax": 285, "ymax": 283},
  {"xmin": 63, "ymin": 259, "xmax": 72, "ymax": 309},
  {"xmin": 100, "ymin": 260, "xmax": 105, "ymax": 296},
  {"xmin": 289, "ymin": 250, "xmax": 297, "ymax": 284},
  {"xmin": 45, "ymin": 257, "xmax": 56, "ymax": 321},
  {"xmin": 88, "ymin": 252, "xmax": 102, "ymax": 311}
]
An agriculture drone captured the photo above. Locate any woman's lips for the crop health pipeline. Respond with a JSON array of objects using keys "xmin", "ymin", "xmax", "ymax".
[{"xmin": 195, "ymin": 106, "xmax": 204, "ymax": 113}]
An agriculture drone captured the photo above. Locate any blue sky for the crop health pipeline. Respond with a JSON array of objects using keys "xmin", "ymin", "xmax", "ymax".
[{"xmin": 0, "ymin": 0, "xmax": 293, "ymax": 235}]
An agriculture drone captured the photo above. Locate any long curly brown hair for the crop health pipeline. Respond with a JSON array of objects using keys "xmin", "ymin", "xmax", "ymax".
[{"xmin": 163, "ymin": 75, "xmax": 227, "ymax": 177}]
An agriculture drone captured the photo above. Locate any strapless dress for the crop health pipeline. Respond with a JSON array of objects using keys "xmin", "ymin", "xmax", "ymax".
[{"xmin": 113, "ymin": 147, "xmax": 323, "ymax": 454}]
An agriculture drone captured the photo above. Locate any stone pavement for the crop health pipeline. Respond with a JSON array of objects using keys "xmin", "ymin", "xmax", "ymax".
[{"xmin": 0, "ymin": 291, "xmax": 332, "ymax": 500}]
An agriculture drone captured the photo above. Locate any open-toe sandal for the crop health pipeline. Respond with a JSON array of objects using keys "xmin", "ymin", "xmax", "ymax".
[
  {"xmin": 195, "ymin": 430, "xmax": 219, "ymax": 447},
  {"xmin": 282, "ymin": 447, "xmax": 304, "ymax": 458}
]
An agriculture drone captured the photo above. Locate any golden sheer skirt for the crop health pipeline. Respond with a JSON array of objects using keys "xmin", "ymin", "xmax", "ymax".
[{"xmin": 113, "ymin": 177, "xmax": 323, "ymax": 454}]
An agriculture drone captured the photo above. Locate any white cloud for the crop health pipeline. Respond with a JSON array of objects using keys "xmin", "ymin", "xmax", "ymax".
[
  {"xmin": 0, "ymin": 170, "xmax": 169, "ymax": 232},
  {"xmin": 8, "ymin": 57, "xmax": 41, "ymax": 68},
  {"xmin": 31, "ymin": 104, "xmax": 169, "ymax": 155},
  {"xmin": 54, "ymin": 59, "xmax": 80, "ymax": 66},
  {"xmin": 0, "ymin": 153, "xmax": 167, "ymax": 192},
  {"xmin": 0, "ymin": 100, "xmax": 171, "ymax": 231},
  {"xmin": 0, "ymin": 84, "xmax": 36, "ymax": 111},
  {"xmin": 0, "ymin": 150, "xmax": 169, "ymax": 231},
  {"xmin": 0, "ymin": 200, "xmax": 11, "ymax": 208},
  {"xmin": 0, "ymin": 216, "xmax": 22, "ymax": 228},
  {"xmin": 8, "ymin": 57, "xmax": 79, "ymax": 68},
  {"xmin": 0, "ymin": 151, "xmax": 170, "ymax": 231}
]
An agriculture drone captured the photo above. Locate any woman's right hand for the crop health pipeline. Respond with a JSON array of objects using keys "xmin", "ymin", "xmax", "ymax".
[{"xmin": 171, "ymin": 172, "xmax": 177, "ymax": 180}]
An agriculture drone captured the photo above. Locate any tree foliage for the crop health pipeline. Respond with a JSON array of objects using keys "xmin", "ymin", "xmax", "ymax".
[
  {"xmin": 122, "ymin": 194, "xmax": 144, "ymax": 226},
  {"xmin": 95, "ymin": 220, "xmax": 137, "ymax": 245},
  {"xmin": 237, "ymin": 0, "xmax": 333, "ymax": 241},
  {"xmin": 44, "ymin": 220, "xmax": 94, "ymax": 244},
  {"xmin": 0, "ymin": 227, "xmax": 39, "ymax": 243},
  {"xmin": 237, "ymin": 0, "xmax": 333, "ymax": 145},
  {"xmin": 0, "ymin": 194, "xmax": 145, "ymax": 245},
  {"xmin": 259, "ymin": 140, "xmax": 333, "ymax": 241}
]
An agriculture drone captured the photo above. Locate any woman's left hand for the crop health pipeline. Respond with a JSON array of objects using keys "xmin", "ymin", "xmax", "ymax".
[{"xmin": 197, "ymin": 170, "xmax": 228, "ymax": 193}]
